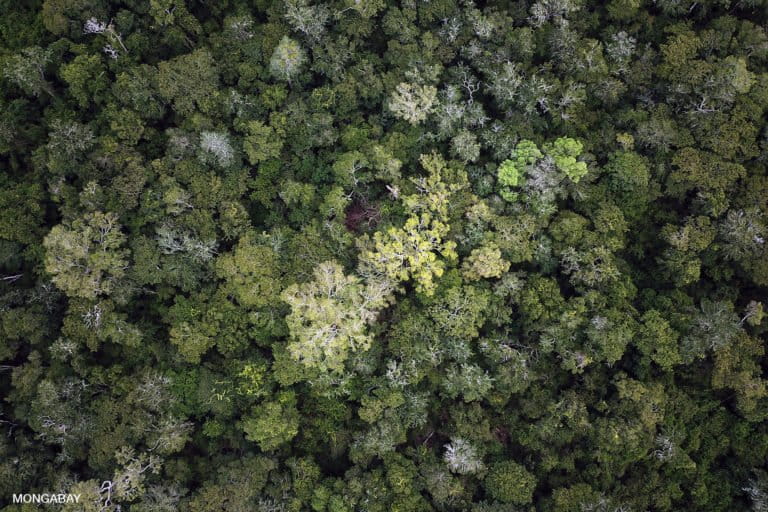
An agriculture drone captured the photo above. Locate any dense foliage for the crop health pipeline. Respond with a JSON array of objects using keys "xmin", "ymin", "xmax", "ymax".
[{"xmin": 1, "ymin": 0, "xmax": 768, "ymax": 510}]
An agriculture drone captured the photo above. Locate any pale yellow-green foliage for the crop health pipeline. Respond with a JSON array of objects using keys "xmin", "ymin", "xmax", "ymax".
[
  {"xmin": 404, "ymin": 153, "xmax": 461, "ymax": 218},
  {"xmin": 461, "ymin": 243, "xmax": 510, "ymax": 280},
  {"xmin": 43, "ymin": 211, "xmax": 129, "ymax": 299},
  {"xmin": 387, "ymin": 82, "xmax": 438, "ymax": 125},
  {"xmin": 282, "ymin": 261, "xmax": 392, "ymax": 372},
  {"xmin": 363, "ymin": 213, "xmax": 456, "ymax": 296},
  {"xmin": 360, "ymin": 153, "xmax": 461, "ymax": 295}
]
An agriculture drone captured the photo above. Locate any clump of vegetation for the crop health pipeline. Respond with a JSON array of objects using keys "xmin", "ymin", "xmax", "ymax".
[{"xmin": 0, "ymin": 0, "xmax": 766, "ymax": 510}]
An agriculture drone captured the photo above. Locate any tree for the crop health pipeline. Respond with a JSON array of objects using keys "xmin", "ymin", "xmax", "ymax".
[
  {"xmin": 428, "ymin": 285, "xmax": 490, "ymax": 339},
  {"xmin": 497, "ymin": 149, "xmax": 533, "ymax": 202},
  {"xmin": 67, "ymin": 447, "xmax": 163, "ymax": 512},
  {"xmin": 199, "ymin": 131, "xmax": 235, "ymax": 168},
  {"xmin": 214, "ymin": 234, "xmax": 281, "ymax": 308},
  {"xmin": 451, "ymin": 130, "xmax": 481, "ymax": 163},
  {"xmin": 0, "ymin": 180, "xmax": 44, "ymax": 244},
  {"xmin": 3, "ymin": 46, "xmax": 55, "ymax": 97},
  {"xmin": 712, "ymin": 332, "xmax": 767, "ymax": 421},
  {"xmin": 149, "ymin": 0, "xmax": 202, "ymax": 40},
  {"xmin": 560, "ymin": 245, "xmax": 621, "ymax": 289},
  {"xmin": 362, "ymin": 213, "xmax": 456, "ymax": 296},
  {"xmin": 240, "ymin": 391, "xmax": 300, "ymax": 451},
  {"xmin": 743, "ymin": 471, "xmax": 768, "ymax": 512},
  {"xmin": 41, "ymin": 0, "xmax": 103, "ymax": 36},
  {"xmin": 444, "ymin": 438, "xmax": 485, "ymax": 475},
  {"xmin": 636, "ymin": 310, "xmax": 681, "ymax": 371},
  {"xmin": 360, "ymin": 153, "xmax": 462, "ymax": 296},
  {"xmin": 483, "ymin": 460, "xmax": 536, "ymax": 505},
  {"xmin": 544, "ymin": 137, "xmax": 589, "ymax": 183},
  {"xmin": 269, "ymin": 36, "xmax": 306, "ymax": 84},
  {"xmin": 681, "ymin": 299, "xmax": 741, "ymax": 362},
  {"xmin": 113, "ymin": 65, "xmax": 165, "ymax": 120},
  {"xmin": 43, "ymin": 119, "xmax": 96, "ymax": 177},
  {"xmin": 462, "ymin": 243, "xmax": 510, "ymax": 280},
  {"xmin": 668, "ymin": 148, "xmax": 745, "ymax": 215},
  {"xmin": 82, "ymin": 17, "xmax": 129, "ymax": 58},
  {"xmin": 43, "ymin": 212, "xmax": 129, "ymax": 299},
  {"xmin": 242, "ymin": 120, "xmax": 283, "ymax": 165},
  {"xmin": 332, "ymin": 151, "xmax": 369, "ymax": 188},
  {"xmin": 604, "ymin": 150, "xmax": 652, "ymax": 219},
  {"xmin": 718, "ymin": 208, "xmax": 766, "ymax": 262},
  {"xmin": 343, "ymin": 0, "xmax": 386, "ymax": 19},
  {"xmin": 497, "ymin": 138, "xmax": 588, "ymax": 204},
  {"xmin": 284, "ymin": 0, "xmax": 330, "ymax": 42},
  {"xmin": 156, "ymin": 49, "xmax": 218, "ymax": 116},
  {"xmin": 282, "ymin": 260, "xmax": 393, "ymax": 373},
  {"xmin": 387, "ymin": 82, "xmax": 438, "ymax": 125},
  {"xmin": 442, "ymin": 363, "xmax": 494, "ymax": 402},
  {"xmin": 60, "ymin": 54, "xmax": 109, "ymax": 108},
  {"xmin": 168, "ymin": 313, "xmax": 216, "ymax": 364},
  {"xmin": 155, "ymin": 223, "xmax": 217, "ymax": 263}
]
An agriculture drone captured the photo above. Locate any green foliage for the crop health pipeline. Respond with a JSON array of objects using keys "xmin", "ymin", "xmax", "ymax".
[
  {"xmin": 43, "ymin": 211, "xmax": 129, "ymax": 299},
  {"xmin": 388, "ymin": 82, "xmax": 438, "ymax": 125},
  {"xmin": 497, "ymin": 137, "xmax": 588, "ymax": 202},
  {"xmin": 497, "ymin": 160, "xmax": 523, "ymax": 202},
  {"xmin": 429, "ymin": 284, "xmax": 490, "ymax": 339},
  {"xmin": 241, "ymin": 390, "xmax": 300, "ymax": 450},
  {"xmin": 461, "ymin": 243, "xmax": 510, "ymax": 280},
  {"xmin": 243, "ymin": 120, "xmax": 283, "ymax": 165},
  {"xmin": 269, "ymin": 36, "xmax": 306, "ymax": 83},
  {"xmin": 214, "ymin": 233, "xmax": 281, "ymax": 308},
  {"xmin": 156, "ymin": 49, "xmax": 219, "ymax": 116},
  {"xmin": 2, "ymin": 1, "xmax": 768, "ymax": 510},
  {"xmin": 546, "ymin": 137, "xmax": 589, "ymax": 183},
  {"xmin": 0, "ymin": 180, "xmax": 44, "ymax": 244},
  {"xmin": 360, "ymin": 153, "xmax": 461, "ymax": 295},
  {"xmin": 483, "ymin": 460, "xmax": 536, "ymax": 504},
  {"xmin": 637, "ymin": 310, "xmax": 682, "ymax": 371},
  {"xmin": 497, "ymin": 139, "xmax": 541, "ymax": 202},
  {"xmin": 3, "ymin": 46, "xmax": 54, "ymax": 97},
  {"xmin": 282, "ymin": 260, "xmax": 392, "ymax": 373},
  {"xmin": 442, "ymin": 363, "xmax": 494, "ymax": 402},
  {"xmin": 60, "ymin": 54, "xmax": 109, "ymax": 108},
  {"xmin": 668, "ymin": 148, "xmax": 745, "ymax": 215},
  {"xmin": 363, "ymin": 213, "xmax": 455, "ymax": 296}
]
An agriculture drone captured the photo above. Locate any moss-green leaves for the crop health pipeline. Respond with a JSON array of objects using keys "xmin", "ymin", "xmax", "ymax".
[{"xmin": 497, "ymin": 137, "xmax": 588, "ymax": 202}]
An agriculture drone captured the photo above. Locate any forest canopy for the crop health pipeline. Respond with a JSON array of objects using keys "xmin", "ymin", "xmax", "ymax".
[{"xmin": 1, "ymin": 0, "xmax": 768, "ymax": 510}]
